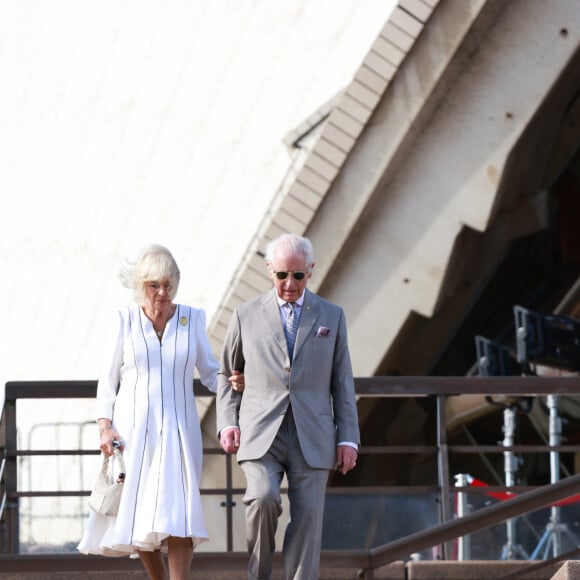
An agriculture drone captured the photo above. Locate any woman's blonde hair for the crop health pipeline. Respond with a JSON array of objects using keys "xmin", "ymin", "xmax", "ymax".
[{"xmin": 118, "ymin": 244, "xmax": 180, "ymax": 304}]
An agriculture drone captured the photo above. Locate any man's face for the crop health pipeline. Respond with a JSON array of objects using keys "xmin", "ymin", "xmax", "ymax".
[{"xmin": 267, "ymin": 248, "xmax": 313, "ymax": 302}]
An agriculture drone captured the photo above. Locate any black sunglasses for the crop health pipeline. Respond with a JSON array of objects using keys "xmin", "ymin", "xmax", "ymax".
[{"xmin": 274, "ymin": 270, "xmax": 307, "ymax": 281}]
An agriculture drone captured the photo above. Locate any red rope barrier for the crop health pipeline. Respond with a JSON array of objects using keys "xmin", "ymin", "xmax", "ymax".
[{"xmin": 464, "ymin": 475, "xmax": 580, "ymax": 506}]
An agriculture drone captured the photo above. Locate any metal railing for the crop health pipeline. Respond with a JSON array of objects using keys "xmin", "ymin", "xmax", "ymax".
[{"xmin": 2, "ymin": 375, "xmax": 580, "ymax": 576}]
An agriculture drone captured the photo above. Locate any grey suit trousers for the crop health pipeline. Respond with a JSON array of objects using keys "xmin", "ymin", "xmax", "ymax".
[{"xmin": 241, "ymin": 407, "xmax": 330, "ymax": 580}]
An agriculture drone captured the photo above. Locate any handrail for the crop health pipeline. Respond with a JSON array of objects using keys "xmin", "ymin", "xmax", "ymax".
[
  {"xmin": 2, "ymin": 375, "xmax": 580, "ymax": 573},
  {"xmin": 0, "ymin": 456, "xmax": 6, "ymax": 520},
  {"xmin": 368, "ymin": 471, "xmax": 580, "ymax": 569},
  {"xmin": 5, "ymin": 375, "xmax": 580, "ymax": 398}
]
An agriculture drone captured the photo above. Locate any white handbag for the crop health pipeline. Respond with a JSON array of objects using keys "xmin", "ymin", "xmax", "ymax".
[{"xmin": 88, "ymin": 448, "xmax": 126, "ymax": 516}]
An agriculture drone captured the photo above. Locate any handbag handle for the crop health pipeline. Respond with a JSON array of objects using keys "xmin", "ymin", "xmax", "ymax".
[{"xmin": 102, "ymin": 447, "xmax": 126, "ymax": 478}]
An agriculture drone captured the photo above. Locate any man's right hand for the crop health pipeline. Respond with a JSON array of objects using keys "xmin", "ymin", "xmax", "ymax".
[{"xmin": 220, "ymin": 426, "xmax": 241, "ymax": 454}]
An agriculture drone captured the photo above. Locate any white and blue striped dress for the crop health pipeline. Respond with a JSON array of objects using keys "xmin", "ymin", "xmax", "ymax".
[{"xmin": 78, "ymin": 303, "xmax": 218, "ymax": 556}]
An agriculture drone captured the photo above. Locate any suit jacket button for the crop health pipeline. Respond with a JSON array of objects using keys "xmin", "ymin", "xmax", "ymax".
[{"xmin": 284, "ymin": 367, "xmax": 291, "ymax": 372}]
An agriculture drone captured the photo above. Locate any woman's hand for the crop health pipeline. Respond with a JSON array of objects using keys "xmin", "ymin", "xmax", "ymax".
[
  {"xmin": 100, "ymin": 429, "xmax": 123, "ymax": 456},
  {"xmin": 228, "ymin": 370, "xmax": 245, "ymax": 392},
  {"xmin": 97, "ymin": 419, "xmax": 123, "ymax": 456}
]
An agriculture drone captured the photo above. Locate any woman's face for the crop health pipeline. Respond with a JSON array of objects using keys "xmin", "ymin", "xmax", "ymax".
[{"xmin": 144, "ymin": 277, "xmax": 174, "ymax": 312}]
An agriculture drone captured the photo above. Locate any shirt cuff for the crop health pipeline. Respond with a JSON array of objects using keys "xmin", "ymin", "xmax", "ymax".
[{"xmin": 338, "ymin": 441, "xmax": 358, "ymax": 449}]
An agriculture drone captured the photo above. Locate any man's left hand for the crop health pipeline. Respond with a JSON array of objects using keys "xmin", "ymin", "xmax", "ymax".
[{"xmin": 336, "ymin": 445, "xmax": 358, "ymax": 475}]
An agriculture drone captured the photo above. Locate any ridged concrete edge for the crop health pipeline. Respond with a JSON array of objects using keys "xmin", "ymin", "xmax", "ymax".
[
  {"xmin": 406, "ymin": 559, "xmax": 563, "ymax": 579},
  {"xmin": 552, "ymin": 560, "xmax": 580, "ymax": 580}
]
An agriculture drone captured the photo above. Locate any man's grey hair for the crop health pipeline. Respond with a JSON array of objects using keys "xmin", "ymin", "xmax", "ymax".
[{"xmin": 265, "ymin": 233, "xmax": 314, "ymax": 268}]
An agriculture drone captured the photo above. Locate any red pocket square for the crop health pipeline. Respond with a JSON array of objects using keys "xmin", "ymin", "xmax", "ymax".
[{"xmin": 316, "ymin": 326, "xmax": 331, "ymax": 337}]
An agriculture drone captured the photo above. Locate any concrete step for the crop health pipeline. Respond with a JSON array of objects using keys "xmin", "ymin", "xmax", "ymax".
[
  {"xmin": 1, "ymin": 556, "xmax": 579, "ymax": 580},
  {"xmin": 0, "ymin": 554, "xmax": 405, "ymax": 580}
]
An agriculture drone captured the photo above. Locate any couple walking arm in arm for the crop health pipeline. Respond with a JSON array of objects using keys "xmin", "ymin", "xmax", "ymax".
[{"xmin": 79, "ymin": 233, "xmax": 359, "ymax": 580}]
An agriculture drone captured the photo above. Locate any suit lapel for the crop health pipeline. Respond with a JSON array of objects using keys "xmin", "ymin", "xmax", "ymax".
[
  {"xmin": 293, "ymin": 289, "xmax": 320, "ymax": 361},
  {"xmin": 261, "ymin": 289, "xmax": 289, "ymax": 357}
]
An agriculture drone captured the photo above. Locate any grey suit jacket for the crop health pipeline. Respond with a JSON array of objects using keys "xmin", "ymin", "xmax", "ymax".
[{"xmin": 216, "ymin": 288, "xmax": 360, "ymax": 469}]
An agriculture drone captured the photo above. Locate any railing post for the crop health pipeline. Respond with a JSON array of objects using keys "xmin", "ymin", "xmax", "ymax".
[
  {"xmin": 4, "ymin": 397, "xmax": 18, "ymax": 554},
  {"xmin": 436, "ymin": 393, "xmax": 452, "ymax": 559},
  {"xmin": 454, "ymin": 473, "xmax": 471, "ymax": 560},
  {"xmin": 220, "ymin": 452, "xmax": 236, "ymax": 552}
]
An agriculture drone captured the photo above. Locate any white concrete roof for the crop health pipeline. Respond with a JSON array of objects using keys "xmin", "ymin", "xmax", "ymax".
[
  {"xmin": 207, "ymin": 0, "xmax": 442, "ymax": 354},
  {"xmin": 205, "ymin": 0, "xmax": 580, "ymax": 379},
  {"xmin": 0, "ymin": 0, "xmax": 397, "ymax": 392}
]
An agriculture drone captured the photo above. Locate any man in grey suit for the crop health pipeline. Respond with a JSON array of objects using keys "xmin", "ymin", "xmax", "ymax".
[{"xmin": 217, "ymin": 233, "xmax": 360, "ymax": 580}]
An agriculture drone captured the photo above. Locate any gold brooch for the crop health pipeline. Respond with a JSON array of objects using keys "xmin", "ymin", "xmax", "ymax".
[{"xmin": 179, "ymin": 316, "xmax": 188, "ymax": 326}]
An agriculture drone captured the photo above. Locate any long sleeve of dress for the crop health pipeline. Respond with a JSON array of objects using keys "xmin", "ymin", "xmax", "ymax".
[
  {"xmin": 194, "ymin": 308, "xmax": 219, "ymax": 393},
  {"xmin": 95, "ymin": 310, "xmax": 124, "ymax": 420}
]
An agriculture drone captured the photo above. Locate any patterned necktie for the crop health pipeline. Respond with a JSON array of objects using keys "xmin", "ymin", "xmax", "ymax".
[{"xmin": 284, "ymin": 302, "xmax": 299, "ymax": 360}]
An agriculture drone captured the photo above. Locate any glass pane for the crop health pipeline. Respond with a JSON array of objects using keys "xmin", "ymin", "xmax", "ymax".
[
  {"xmin": 20, "ymin": 496, "xmax": 87, "ymax": 553},
  {"xmin": 454, "ymin": 492, "xmax": 580, "ymax": 560},
  {"xmin": 17, "ymin": 400, "xmax": 96, "ymax": 451},
  {"xmin": 322, "ymin": 493, "xmax": 440, "ymax": 558}
]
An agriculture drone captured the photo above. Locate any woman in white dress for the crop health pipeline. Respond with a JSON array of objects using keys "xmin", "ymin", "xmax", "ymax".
[{"xmin": 78, "ymin": 244, "xmax": 244, "ymax": 580}]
